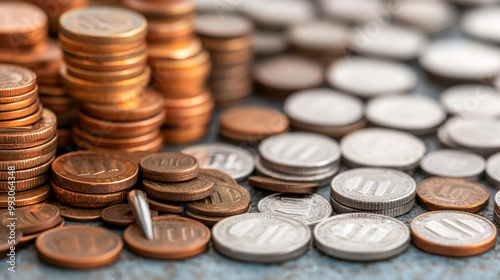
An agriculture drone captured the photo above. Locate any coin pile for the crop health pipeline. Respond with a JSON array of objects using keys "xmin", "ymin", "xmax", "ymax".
[
  {"xmin": 330, "ymin": 168, "xmax": 416, "ymax": 217},
  {"xmin": 195, "ymin": 14, "xmax": 255, "ymax": 107},
  {"xmin": 26, "ymin": 0, "xmax": 89, "ymax": 34}
]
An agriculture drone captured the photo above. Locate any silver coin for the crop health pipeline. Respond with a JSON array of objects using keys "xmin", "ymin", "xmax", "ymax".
[
  {"xmin": 462, "ymin": 7, "xmax": 500, "ymax": 44},
  {"xmin": 284, "ymin": 88, "xmax": 364, "ymax": 127},
  {"xmin": 420, "ymin": 149, "xmax": 485, "ymax": 179},
  {"xmin": 393, "ymin": 0, "xmax": 457, "ymax": 34},
  {"xmin": 447, "ymin": 118, "xmax": 500, "ymax": 152},
  {"xmin": 258, "ymin": 193, "xmax": 332, "ymax": 227},
  {"xmin": 329, "ymin": 196, "xmax": 414, "ymax": 217},
  {"xmin": 212, "ymin": 213, "xmax": 311, "ymax": 263},
  {"xmin": 494, "ymin": 191, "xmax": 500, "ymax": 214},
  {"xmin": 254, "ymin": 31, "xmax": 288, "ymax": 56},
  {"xmin": 181, "ymin": 143, "xmax": 254, "ymax": 181},
  {"xmin": 320, "ymin": 0, "xmax": 385, "ymax": 24},
  {"xmin": 340, "ymin": 128, "xmax": 426, "ymax": 171},
  {"xmin": 437, "ymin": 116, "xmax": 462, "ymax": 149},
  {"xmin": 365, "ymin": 94, "xmax": 446, "ymax": 135},
  {"xmin": 440, "ymin": 84, "xmax": 500, "ymax": 118},
  {"xmin": 486, "ymin": 152, "xmax": 500, "ymax": 188},
  {"xmin": 313, "ymin": 213, "xmax": 410, "ymax": 261},
  {"xmin": 243, "ymin": 0, "xmax": 314, "ymax": 30},
  {"xmin": 331, "ymin": 168, "xmax": 416, "ymax": 210},
  {"xmin": 325, "ymin": 57, "xmax": 417, "ymax": 98}
]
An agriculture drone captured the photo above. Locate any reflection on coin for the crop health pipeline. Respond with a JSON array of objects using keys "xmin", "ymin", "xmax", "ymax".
[
  {"xmin": 440, "ymin": 84, "xmax": 500, "ymax": 118},
  {"xmin": 462, "ymin": 7, "xmax": 500, "ymax": 44},
  {"xmin": 411, "ymin": 211, "xmax": 496, "ymax": 256},
  {"xmin": 420, "ymin": 150, "xmax": 485, "ymax": 178},
  {"xmin": 485, "ymin": 152, "xmax": 500, "ymax": 188},
  {"xmin": 181, "ymin": 143, "xmax": 254, "ymax": 181},
  {"xmin": 258, "ymin": 193, "xmax": 332, "ymax": 226},
  {"xmin": 212, "ymin": 213, "xmax": 310, "ymax": 262},
  {"xmin": 314, "ymin": 213, "xmax": 410, "ymax": 261}
]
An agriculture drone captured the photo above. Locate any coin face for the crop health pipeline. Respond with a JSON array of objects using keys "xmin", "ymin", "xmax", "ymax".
[
  {"xmin": 462, "ymin": 7, "xmax": 500, "ymax": 44},
  {"xmin": 447, "ymin": 118, "xmax": 500, "ymax": 150},
  {"xmin": 181, "ymin": 143, "xmax": 254, "ymax": 181},
  {"xmin": 140, "ymin": 152, "xmax": 199, "ymax": 182},
  {"xmin": 0, "ymin": 64, "xmax": 37, "ymax": 96},
  {"xmin": 331, "ymin": 168, "xmax": 416, "ymax": 210},
  {"xmin": 411, "ymin": 211, "xmax": 497, "ymax": 256},
  {"xmin": 212, "ymin": 213, "xmax": 311, "ymax": 262},
  {"xmin": 258, "ymin": 193, "xmax": 331, "ymax": 226},
  {"xmin": 420, "ymin": 150, "xmax": 485, "ymax": 178},
  {"xmin": 394, "ymin": 0, "xmax": 456, "ymax": 34},
  {"xmin": 0, "ymin": 204, "xmax": 60, "ymax": 235},
  {"xmin": 186, "ymin": 181, "xmax": 250, "ymax": 216},
  {"xmin": 314, "ymin": 213, "xmax": 410, "ymax": 261},
  {"xmin": 416, "ymin": 177, "xmax": 489, "ymax": 212},
  {"xmin": 440, "ymin": 84, "xmax": 500, "ymax": 118}
]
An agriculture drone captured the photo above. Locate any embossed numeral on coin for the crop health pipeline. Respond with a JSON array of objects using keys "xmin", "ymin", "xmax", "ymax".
[
  {"xmin": 207, "ymin": 187, "xmax": 242, "ymax": 204},
  {"xmin": 273, "ymin": 197, "xmax": 312, "ymax": 217},
  {"xmin": 435, "ymin": 185, "xmax": 475, "ymax": 201},
  {"xmin": 345, "ymin": 178, "xmax": 397, "ymax": 196},
  {"xmin": 334, "ymin": 223, "xmax": 390, "ymax": 243},
  {"xmin": 424, "ymin": 218, "xmax": 484, "ymax": 240},
  {"xmin": 231, "ymin": 223, "xmax": 289, "ymax": 245},
  {"xmin": 73, "ymin": 158, "xmax": 120, "ymax": 177},
  {"xmin": 155, "ymin": 225, "xmax": 196, "ymax": 242}
]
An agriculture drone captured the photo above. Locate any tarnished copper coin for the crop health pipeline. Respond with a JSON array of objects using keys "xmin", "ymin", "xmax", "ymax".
[
  {"xmin": 0, "ymin": 173, "xmax": 48, "ymax": 192},
  {"xmin": 51, "ymin": 151, "xmax": 139, "ymax": 194},
  {"xmin": 0, "ymin": 64, "xmax": 37, "ymax": 97},
  {"xmin": 36, "ymin": 225, "xmax": 123, "ymax": 269},
  {"xmin": 0, "ymin": 157, "xmax": 53, "ymax": 180},
  {"xmin": 148, "ymin": 198, "xmax": 184, "ymax": 214},
  {"xmin": 200, "ymin": 169, "xmax": 237, "ymax": 185},
  {"xmin": 20, "ymin": 218, "xmax": 65, "ymax": 244},
  {"xmin": 0, "ymin": 204, "xmax": 60, "ymax": 235},
  {"xmin": 123, "ymin": 216, "xmax": 210, "ymax": 259},
  {"xmin": 51, "ymin": 181, "xmax": 129, "ymax": 208},
  {"xmin": 248, "ymin": 176, "xmax": 319, "ymax": 194},
  {"xmin": 185, "ymin": 181, "xmax": 250, "ymax": 216},
  {"xmin": 185, "ymin": 205, "xmax": 251, "ymax": 227},
  {"xmin": 0, "ymin": 184, "xmax": 50, "ymax": 207},
  {"xmin": 49, "ymin": 199, "xmax": 103, "ymax": 222},
  {"xmin": 140, "ymin": 152, "xmax": 199, "ymax": 182},
  {"xmin": 416, "ymin": 177, "xmax": 489, "ymax": 213},
  {"xmin": 101, "ymin": 203, "xmax": 158, "ymax": 226},
  {"xmin": 142, "ymin": 174, "xmax": 214, "ymax": 202}
]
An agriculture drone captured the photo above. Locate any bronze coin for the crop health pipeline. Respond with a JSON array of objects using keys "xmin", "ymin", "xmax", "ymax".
[
  {"xmin": 51, "ymin": 151, "xmax": 139, "ymax": 194},
  {"xmin": 0, "ymin": 157, "xmax": 53, "ymax": 180},
  {"xmin": 72, "ymin": 126, "xmax": 161, "ymax": 149},
  {"xmin": 416, "ymin": 177, "xmax": 490, "ymax": 213},
  {"xmin": 36, "ymin": 225, "xmax": 123, "ymax": 269},
  {"xmin": 0, "ymin": 2, "xmax": 47, "ymax": 45},
  {"xmin": 185, "ymin": 204, "xmax": 251, "ymax": 227},
  {"xmin": 0, "ymin": 204, "xmax": 60, "ymax": 235},
  {"xmin": 185, "ymin": 181, "xmax": 250, "ymax": 216},
  {"xmin": 20, "ymin": 218, "xmax": 65, "ymax": 244},
  {"xmin": 195, "ymin": 14, "xmax": 254, "ymax": 39},
  {"xmin": 122, "ymin": 0, "xmax": 194, "ymax": 21},
  {"xmin": 49, "ymin": 199, "xmax": 103, "ymax": 222},
  {"xmin": 162, "ymin": 125, "xmax": 208, "ymax": 144},
  {"xmin": 65, "ymin": 63, "xmax": 146, "ymax": 83},
  {"xmin": 200, "ymin": 169, "xmax": 237, "ymax": 184},
  {"xmin": 148, "ymin": 38, "xmax": 202, "ymax": 61},
  {"xmin": 140, "ymin": 152, "xmax": 199, "ymax": 182},
  {"xmin": 0, "ymin": 92, "xmax": 37, "ymax": 111},
  {"xmin": 248, "ymin": 176, "xmax": 319, "ymax": 194},
  {"xmin": 147, "ymin": 198, "xmax": 184, "ymax": 214},
  {"xmin": 0, "ymin": 64, "xmax": 37, "ymax": 97},
  {"xmin": 0, "ymin": 149, "xmax": 55, "ymax": 171},
  {"xmin": 142, "ymin": 174, "xmax": 214, "ymax": 202},
  {"xmin": 0, "ymin": 173, "xmax": 49, "ymax": 192},
  {"xmin": 101, "ymin": 203, "xmax": 158, "ymax": 226},
  {"xmin": 0, "ymin": 184, "xmax": 51, "ymax": 208},
  {"xmin": 0, "ymin": 104, "xmax": 43, "ymax": 128},
  {"xmin": 0, "ymin": 224, "xmax": 22, "ymax": 252},
  {"xmin": 76, "ymin": 134, "xmax": 163, "ymax": 153},
  {"xmin": 0, "ymin": 99, "xmax": 40, "ymax": 121},
  {"xmin": 51, "ymin": 181, "xmax": 129, "ymax": 208},
  {"xmin": 0, "ymin": 86, "xmax": 37, "ymax": 103},
  {"xmin": 0, "ymin": 134, "xmax": 57, "ymax": 161},
  {"xmin": 123, "ymin": 216, "xmax": 210, "ymax": 259}
]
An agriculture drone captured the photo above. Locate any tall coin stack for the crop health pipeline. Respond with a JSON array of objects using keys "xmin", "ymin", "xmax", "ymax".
[
  {"xmin": 195, "ymin": 15, "xmax": 255, "ymax": 107},
  {"xmin": 124, "ymin": 0, "xmax": 214, "ymax": 144},
  {"xmin": 0, "ymin": 65, "xmax": 57, "ymax": 208},
  {"xmin": 59, "ymin": 7, "xmax": 165, "ymax": 152}
]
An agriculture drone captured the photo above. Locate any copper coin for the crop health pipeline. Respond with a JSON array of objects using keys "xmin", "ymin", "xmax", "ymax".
[
  {"xmin": 0, "ymin": 204, "xmax": 60, "ymax": 235},
  {"xmin": 0, "ymin": 158, "xmax": 53, "ymax": 180},
  {"xmin": 49, "ymin": 199, "xmax": 103, "ymax": 222},
  {"xmin": 140, "ymin": 152, "xmax": 199, "ymax": 182},
  {"xmin": 0, "ymin": 173, "xmax": 49, "ymax": 192},
  {"xmin": 0, "ymin": 224, "xmax": 22, "ymax": 252},
  {"xmin": 148, "ymin": 198, "xmax": 184, "ymax": 214},
  {"xmin": 36, "ymin": 225, "xmax": 123, "ymax": 269},
  {"xmin": 0, "ymin": 92, "xmax": 37, "ymax": 111},
  {"xmin": 76, "ymin": 134, "xmax": 163, "ymax": 153},
  {"xmin": 0, "ymin": 184, "xmax": 51, "ymax": 207},
  {"xmin": 142, "ymin": 174, "xmax": 214, "ymax": 202},
  {"xmin": 0, "ymin": 149, "xmax": 55, "ymax": 170},
  {"xmin": 66, "ymin": 63, "xmax": 146, "ymax": 83},
  {"xmin": 51, "ymin": 151, "xmax": 139, "ymax": 194},
  {"xmin": 185, "ymin": 204, "xmax": 251, "ymax": 227},
  {"xmin": 416, "ymin": 177, "xmax": 489, "ymax": 213},
  {"xmin": 51, "ymin": 181, "xmax": 129, "ymax": 208},
  {"xmin": 101, "ymin": 203, "xmax": 158, "ymax": 226},
  {"xmin": 20, "ymin": 218, "xmax": 65, "ymax": 244},
  {"xmin": 0, "ymin": 40, "xmax": 62, "ymax": 70},
  {"xmin": 185, "ymin": 181, "xmax": 250, "ymax": 216},
  {"xmin": 200, "ymin": 169, "xmax": 237, "ymax": 185},
  {"xmin": 72, "ymin": 126, "xmax": 161, "ymax": 149},
  {"xmin": 162, "ymin": 125, "xmax": 208, "ymax": 144},
  {"xmin": 248, "ymin": 176, "xmax": 319, "ymax": 194},
  {"xmin": 58, "ymin": 32, "xmax": 145, "ymax": 53},
  {"xmin": 0, "ymin": 86, "xmax": 37, "ymax": 103},
  {"xmin": 0, "ymin": 2, "xmax": 47, "ymax": 46},
  {"xmin": 0, "ymin": 64, "xmax": 37, "ymax": 97},
  {"xmin": 118, "ymin": 151, "xmax": 154, "ymax": 165},
  {"xmin": 123, "ymin": 216, "xmax": 210, "ymax": 259},
  {"xmin": 0, "ymin": 104, "xmax": 42, "ymax": 128},
  {"xmin": 0, "ymin": 134, "xmax": 57, "ymax": 161},
  {"xmin": 148, "ymin": 38, "xmax": 202, "ymax": 61}
]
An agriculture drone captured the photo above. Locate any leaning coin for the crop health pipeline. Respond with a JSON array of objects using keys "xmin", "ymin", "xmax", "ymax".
[
  {"xmin": 314, "ymin": 213, "xmax": 410, "ymax": 261},
  {"xmin": 140, "ymin": 152, "xmax": 199, "ymax": 182},
  {"xmin": 258, "ymin": 193, "xmax": 331, "ymax": 227},
  {"xmin": 101, "ymin": 204, "xmax": 158, "ymax": 226},
  {"xmin": 0, "ymin": 204, "xmax": 60, "ymax": 235},
  {"xmin": 147, "ymin": 198, "xmax": 184, "ymax": 214},
  {"xmin": 420, "ymin": 149, "xmax": 485, "ymax": 179},
  {"xmin": 212, "ymin": 213, "xmax": 311, "ymax": 263},
  {"xmin": 411, "ymin": 211, "xmax": 496, "ymax": 257}
]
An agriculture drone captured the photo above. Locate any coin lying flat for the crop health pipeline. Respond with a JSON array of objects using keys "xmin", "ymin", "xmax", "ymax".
[
  {"xmin": 314, "ymin": 213, "xmax": 410, "ymax": 261},
  {"xmin": 199, "ymin": 169, "xmax": 237, "ymax": 185},
  {"xmin": 258, "ymin": 193, "xmax": 331, "ymax": 226},
  {"xmin": 0, "ymin": 204, "xmax": 60, "ymax": 235},
  {"xmin": 243, "ymin": 0, "xmax": 314, "ymax": 30},
  {"xmin": 416, "ymin": 177, "xmax": 489, "ymax": 213},
  {"xmin": 248, "ymin": 176, "xmax": 319, "ymax": 194},
  {"xmin": 51, "ymin": 181, "xmax": 128, "ymax": 208},
  {"xmin": 101, "ymin": 204, "xmax": 158, "ymax": 226},
  {"xmin": 420, "ymin": 150, "xmax": 485, "ymax": 178},
  {"xmin": 142, "ymin": 174, "xmax": 214, "ymax": 202},
  {"xmin": 440, "ymin": 84, "xmax": 500, "ymax": 118},
  {"xmin": 0, "ymin": 184, "xmax": 51, "ymax": 207},
  {"xmin": 212, "ymin": 213, "xmax": 310, "ymax": 262},
  {"xmin": 140, "ymin": 152, "xmax": 199, "ymax": 182},
  {"xmin": 0, "ymin": 64, "xmax": 37, "ymax": 97},
  {"xmin": 411, "ymin": 211, "xmax": 496, "ymax": 257},
  {"xmin": 320, "ymin": 0, "xmax": 385, "ymax": 24},
  {"xmin": 462, "ymin": 7, "xmax": 500, "ymax": 44},
  {"xmin": 185, "ymin": 205, "xmax": 251, "ymax": 227}
]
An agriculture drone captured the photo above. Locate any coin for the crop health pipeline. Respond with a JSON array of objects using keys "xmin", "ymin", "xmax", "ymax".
[
  {"xmin": 196, "ymin": 14, "xmax": 253, "ymax": 39},
  {"xmin": 243, "ymin": 0, "xmax": 314, "ymax": 30},
  {"xmin": 51, "ymin": 182, "xmax": 129, "ymax": 208},
  {"xmin": 486, "ymin": 152, "xmax": 500, "ymax": 188},
  {"xmin": 320, "ymin": 0, "xmax": 385, "ymax": 24},
  {"xmin": 36, "ymin": 225, "xmax": 123, "ymax": 269},
  {"xmin": 0, "ymin": 184, "xmax": 50, "ymax": 207},
  {"xmin": 411, "ymin": 211, "xmax": 496, "ymax": 257},
  {"xmin": 0, "ymin": 204, "xmax": 60, "ymax": 235},
  {"xmin": 0, "ymin": 104, "xmax": 42, "ymax": 128},
  {"xmin": 416, "ymin": 177, "xmax": 489, "ymax": 213},
  {"xmin": 0, "ymin": 134, "xmax": 57, "ymax": 161},
  {"xmin": 142, "ymin": 174, "xmax": 214, "ymax": 202},
  {"xmin": 140, "ymin": 152, "xmax": 199, "ymax": 182},
  {"xmin": 248, "ymin": 176, "xmax": 318, "ymax": 194},
  {"xmin": 440, "ymin": 84, "xmax": 500, "ymax": 118},
  {"xmin": 181, "ymin": 143, "xmax": 255, "ymax": 181},
  {"xmin": 0, "ymin": 92, "xmax": 37, "ymax": 111},
  {"xmin": 199, "ymin": 169, "xmax": 237, "ymax": 185},
  {"xmin": 393, "ymin": 0, "xmax": 457, "ymax": 34},
  {"xmin": 254, "ymin": 31, "xmax": 288, "ymax": 56},
  {"xmin": 0, "ymin": 99, "xmax": 40, "ymax": 121},
  {"xmin": 51, "ymin": 151, "xmax": 139, "ymax": 194},
  {"xmin": 330, "ymin": 196, "xmax": 415, "ymax": 217},
  {"xmin": 148, "ymin": 198, "xmax": 184, "ymax": 214},
  {"xmin": 123, "ymin": 0, "xmax": 195, "ymax": 19},
  {"xmin": 287, "ymin": 20, "xmax": 349, "ymax": 55},
  {"xmin": 0, "ymin": 174, "xmax": 48, "ymax": 192},
  {"xmin": 124, "ymin": 216, "xmax": 210, "ymax": 259},
  {"xmin": 101, "ymin": 204, "xmax": 158, "ymax": 226},
  {"xmin": 185, "ymin": 181, "xmax": 250, "ymax": 216},
  {"xmin": 447, "ymin": 118, "xmax": 500, "ymax": 156},
  {"xmin": 326, "ymin": 57, "xmax": 416, "ymax": 98},
  {"xmin": 0, "ymin": 158, "xmax": 53, "ymax": 180},
  {"xmin": 49, "ymin": 199, "xmax": 103, "ymax": 222},
  {"xmin": 212, "ymin": 213, "xmax": 311, "ymax": 262},
  {"xmin": 20, "ymin": 218, "xmax": 65, "ymax": 244},
  {"xmin": 0, "ymin": 2, "xmax": 47, "ymax": 47},
  {"xmin": 185, "ymin": 205, "xmax": 251, "ymax": 227},
  {"xmin": 462, "ymin": 7, "xmax": 500, "ymax": 44},
  {"xmin": 0, "ymin": 149, "xmax": 55, "ymax": 170},
  {"xmin": 314, "ymin": 213, "xmax": 410, "ymax": 261},
  {"xmin": 494, "ymin": 191, "xmax": 500, "ymax": 214},
  {"xmin": 0, "ymin": 86, "xmax": 37, "ymax": 103},
  {"xmin": 0, "ymin": 64, "xmax": 37, "ymax": 97},
  {"xmin": 420, "ymin": 150, "xmax": 485, "ymax": 178}
]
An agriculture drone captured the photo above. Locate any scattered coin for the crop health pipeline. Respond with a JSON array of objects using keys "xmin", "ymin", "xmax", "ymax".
[
  {"xmin": 447, "ymin": 118, "xmax": 500, "ymax": 156},
  {"xmin": 243, "ymin": 0, "xmax": 314, "ymax": 30},
  {"xmin": 101, "ymin": 204, "xmax": 158, "ymax": 226},
  {"xmin": 420, "ymin": 150, "xmax": 485, "ymax": 178},
  {"xmin": 19, "ymin": 218, "xmax": 65, "ymax": 244},
  {"xmin": 0, "ymin": 204, "xmax": 60, "ymax": 235},
  {"xmin": 440, "ymin": 84, "xmax": 500, "ymax": 118},
  {"xmin": 49, "ymin": 199, "xmax": 103, "ymax": 222},
  {"xmin": 142, "ymin": 174, "xmax": 214, "ymax": 201},
  {"xmin": 320, "ymin": 0, "xmax": 385, "ymax": 24},
  {"xmin": 494, "ymin": 191, "xmax": 500, "ymax": 215},
  {"xmin": 199, "ymin": 169, "xmax": 238, "ymax": 185},
  {"xmin": 462, "ymin": 7, "xmax": 500, "ymax": 44},
  {"xmin": 185, "ymin": 206, "xmax": 251, "ymax": 227},
  {"xmin": 140, "ymin": 152, "xmax": 199, "ymax": 182},
  {"xmin": 248, "ymin": 176, "xmax": 319, "ymax": 194}
]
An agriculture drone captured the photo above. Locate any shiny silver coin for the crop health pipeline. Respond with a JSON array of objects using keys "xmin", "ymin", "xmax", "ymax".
[
  {"xmin": 486, "ymin": 152, "xmax": 500, "ymax": 189},
  {"xmin": 494, "ymin": 191, "xmax": 500, "ymax": 214},
  {"xmin": 284, "ymin": 88, "xmax": 364, "ymax": 128},
  {"xmin": 313, "ymin": 213, "xmax": 410, "ymax": 261},
  {"xmin": 258, "ymin": 193, "xmax": 332, "ymax": 227},
  {"xmin": 331, "ymin": 168, "xmax": 416, "ymax": 210},
  {"xmin": 420, "ymin": 149, "xmax": 485, "ymax": 179},
  {"xmin": 212, "ymin": 213, "xmax": 311, "ymax": 263},
  {"xmin": 181, "ymin": 143, "xmax": 254, "ymax": 181},
  {"xmin": 340, "ymin": 128, "xmax": 425, "ymax": 172},
  {"xmin": 393, "ymin": 0, "xmax": 457, "ymax": 34},
  {"xmin": 365, "ymin": 94, "xmax": 446, "ymax": 135},
  {"xmin": 447, "ymin": 118, "xmax": 500, "ymax": 154},
  {"xmin": 440, "ymin": 84, "xmax": 500, "ymax": 118},
  {"xmin": 462, "ymin": 7, "xmax": 500, "ymax": 44},
  {"xmin": 329, "ymin": 196, "xmax": 414, "ymax": 217}
]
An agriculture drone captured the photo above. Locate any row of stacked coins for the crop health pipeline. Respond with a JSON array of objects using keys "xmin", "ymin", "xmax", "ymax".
[
  {"xmin": 124, "ymin": 0, "xmax": 214, "ymax": 144},
  {"xmin": 0, "ymin": 65, "xmax": 57, "ymax": 208},
  {"xmin": 59, "ymin": 7, "xmax": 165, "ymax": 152}
]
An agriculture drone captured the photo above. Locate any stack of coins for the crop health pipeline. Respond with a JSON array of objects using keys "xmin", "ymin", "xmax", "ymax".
[
  {"xmin": 59, "ymin": 7, "xmax": 165, "ymax": 152},
  {"xmin": 494, "ymin": 191, "xmax": 500, "ymax": 224},
  {"xmin": 26, "ymin": 0, "xmax": 89, "ymax": 34},
  {"xmin": 195, "ymin": 14, "xmax": 255, "ymax": 107},
  {"xmin": 0, "ymin": 65, "xmax": 57, "ymax": 208},
  {"xmin": 330, "ymin": 168, "xmax": 416, "ymax": 217},
  {"xmin": 51, "ymin": 151, "xmax": 139, "ymax": 209}
]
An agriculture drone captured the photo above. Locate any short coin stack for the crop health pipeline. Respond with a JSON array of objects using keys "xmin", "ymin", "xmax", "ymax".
[{"xmin": 330, "ymin": 168, "xmax": 416, "ymax": 217}]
